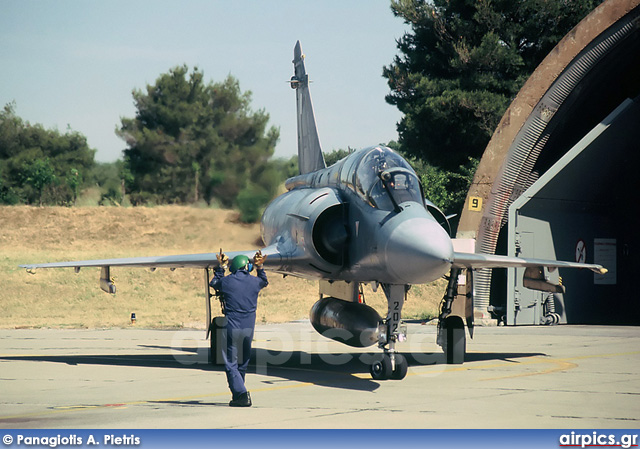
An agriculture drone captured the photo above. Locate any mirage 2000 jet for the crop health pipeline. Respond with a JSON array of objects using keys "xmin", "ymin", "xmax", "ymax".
[{"xmin": 21, "ymin": 41, "xmax": 606, "ymax": 380}]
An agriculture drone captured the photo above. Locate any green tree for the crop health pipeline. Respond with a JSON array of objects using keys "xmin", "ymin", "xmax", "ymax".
[
  {"xmin": 0, "ymin": 169, "xmax": 19, "ymax": 204},
  {"xmin": 117, "ymin": 66, "xmax": 280, "ymax": 212},
  {"xmin": 273, "ymin": 155, "xmax": 299, "ymax": 180},
  {"xmin": 324, "ymin": 148, "xmax": 351, "ymax": 167},
  {"xmin": 0, "ymin": 102, "xmax": 95, "ymax": 205},
  {"xmin": 384, "ymin": 0, "xmax": 601, "ymax": 172},
  {"xmin": 419, "ymin": 157, "xmax": 478, "ymax": 215},
  {"xmin": 85, "ymin": 160, "xmax": 133, "ymax": 206},
  {"xmin": 237, "ymin": 184, "xmax": 271, "ymax": 223},
  {"xmin": 66, "ymin": 168, "xmax": 81, "ymax": 205},
  {"xmin": 192, "ymin": 161, "xmax": 201, "ymax": 203},
  {"xmin": 23, "ymin": 158, "xmax": 56, "ymax": 206}
]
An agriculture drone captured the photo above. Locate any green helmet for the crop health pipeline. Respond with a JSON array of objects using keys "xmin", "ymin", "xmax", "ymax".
[{"xmin": 229, "ymin": 255, "xmax": 251, "ymax": 273}]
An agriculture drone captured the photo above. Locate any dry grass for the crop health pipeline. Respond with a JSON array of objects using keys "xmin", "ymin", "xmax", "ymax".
[{"xmin": 0, "ymin": 205, "xmax": 443, "ymax": 329}]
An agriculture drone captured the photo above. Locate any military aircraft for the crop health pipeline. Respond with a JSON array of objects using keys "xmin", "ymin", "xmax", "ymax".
[{"xmin": 21, "ymin": 41, "xmax": 606, "ymax": 380}]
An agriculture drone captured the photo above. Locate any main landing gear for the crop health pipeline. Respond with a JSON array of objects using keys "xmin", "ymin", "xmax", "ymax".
[
  {"xmin": 436, "ymin": 267, "xmax": 473, "ymax": 365},
  {"xmin": 370, "ymin": 284, "xmax": 409, "ymax": 380}
]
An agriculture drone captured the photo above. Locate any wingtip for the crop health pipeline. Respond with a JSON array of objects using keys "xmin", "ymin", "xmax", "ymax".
[{"xmin": 590, "ymin": 266, "xmax": 608, "ymax": 275}]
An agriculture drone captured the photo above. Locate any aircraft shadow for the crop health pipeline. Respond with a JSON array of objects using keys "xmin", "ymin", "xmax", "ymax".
[{"xmin": 1, "ymin": 347, "xmax": 545, "ymax": 393}]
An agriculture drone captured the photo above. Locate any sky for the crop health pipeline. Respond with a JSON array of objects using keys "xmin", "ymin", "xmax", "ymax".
[{"xmin": 0, "ymin": 1, "xmax": 410, "ymax": 163}]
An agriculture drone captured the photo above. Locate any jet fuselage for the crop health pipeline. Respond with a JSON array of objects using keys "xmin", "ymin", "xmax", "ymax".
[{"xmin": 261, "ymin": 145, "xmax": 454, "ymax": 285}]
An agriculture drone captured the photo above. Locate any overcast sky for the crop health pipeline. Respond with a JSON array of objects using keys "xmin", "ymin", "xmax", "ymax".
[{"xmin": 1, "ymin": 1, "xmax": 409, "ymax": 162}]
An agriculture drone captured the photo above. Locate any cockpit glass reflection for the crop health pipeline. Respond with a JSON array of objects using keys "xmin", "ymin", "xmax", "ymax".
[{"xmin": 353, "ymin": 147, "xmax": 422, "ymax": 210}]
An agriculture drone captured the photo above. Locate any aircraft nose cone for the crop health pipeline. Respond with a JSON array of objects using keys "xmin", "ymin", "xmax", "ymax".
[{"xmin": 384, "ymin": 217, "xmax": 453, "ymax": 284}]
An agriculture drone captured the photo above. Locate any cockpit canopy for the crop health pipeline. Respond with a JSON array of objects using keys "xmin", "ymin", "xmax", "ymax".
[
  {"xmin": 285, "ymin": 146, "xmax": 425, "ymax": 211},
  {"xmin": 352, "ymin": 147, "xmax": 423, "ymax": 210}
]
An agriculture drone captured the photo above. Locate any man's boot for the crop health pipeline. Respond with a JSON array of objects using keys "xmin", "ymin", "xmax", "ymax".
[{"xmin": 229, "ymin": 391, "xmax": 252, "ymax": 407}]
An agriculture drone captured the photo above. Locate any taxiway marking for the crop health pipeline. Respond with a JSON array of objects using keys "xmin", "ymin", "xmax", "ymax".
[{"xmin": 1, "ymin": 350, "xmax": 637, "ymax": 423}]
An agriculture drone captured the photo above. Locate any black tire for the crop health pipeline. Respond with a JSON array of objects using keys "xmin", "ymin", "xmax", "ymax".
[
  {"xmin": 209, "ymin": 326, "xmax": 216, "ymax": 366},
  {"xmin": 391, "ymin": 353, "xmax": 408, "ymax": 380},
  {"xmin": 445, "ymin": 319, "xmax": 466, "ymax": 365},
  {"xmin": 210, "ymin": 316, "xmax": 227, "ymax": 366},
  {"xmin": 370, "ymin": 354, "xmax": 392, "ymax": 380}
]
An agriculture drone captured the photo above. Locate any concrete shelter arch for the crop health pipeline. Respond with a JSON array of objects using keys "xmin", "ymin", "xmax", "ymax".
[{"xmin": 455, "ymin": 0, "xmax": 640, "ymax": 320}]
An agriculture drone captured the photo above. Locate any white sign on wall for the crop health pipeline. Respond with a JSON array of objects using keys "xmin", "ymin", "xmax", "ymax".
[
  {"xmin": 575, "ymin": 239, "xmax": 586, "ymax": 264},
  {"xmin": 594, "ymin": 238, "xmax": 616, "ymax": 285}
]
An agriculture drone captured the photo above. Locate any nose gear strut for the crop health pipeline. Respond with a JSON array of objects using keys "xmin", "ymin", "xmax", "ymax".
[{"xmin": 370, "ymin": 284, "xmax": 409, "ymax": 380}]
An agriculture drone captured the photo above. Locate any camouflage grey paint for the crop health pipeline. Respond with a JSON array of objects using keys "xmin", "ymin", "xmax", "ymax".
[{"xmin": 292, "ymin": 41, "xmax": 326, "ymax": 175}]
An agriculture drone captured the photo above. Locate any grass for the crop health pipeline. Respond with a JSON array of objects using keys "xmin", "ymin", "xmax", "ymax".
[{"xmin": 0, "ymin": 205, "xmax": 443, "ymax": 329}]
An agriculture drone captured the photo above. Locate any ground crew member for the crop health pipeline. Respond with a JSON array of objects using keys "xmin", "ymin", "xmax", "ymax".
[{"xmin": 210, "ymin": 250, "xmax": 268, "ymax": 407}]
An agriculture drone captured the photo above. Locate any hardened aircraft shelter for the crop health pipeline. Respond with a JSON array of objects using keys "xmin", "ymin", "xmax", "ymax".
[{"xmin": 456, "ymin": 0, "xmax": 640, "ymax": 325}]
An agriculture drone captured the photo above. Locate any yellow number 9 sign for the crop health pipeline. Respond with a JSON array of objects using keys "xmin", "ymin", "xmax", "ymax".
[{"xmin": 469, "ymin": 196, "xmax": 483, "ymax": 211}]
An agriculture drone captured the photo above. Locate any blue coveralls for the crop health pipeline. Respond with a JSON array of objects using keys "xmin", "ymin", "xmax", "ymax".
[{"xmin": 210, "ymin": 266, "xmax": 268, "ymax": 399}]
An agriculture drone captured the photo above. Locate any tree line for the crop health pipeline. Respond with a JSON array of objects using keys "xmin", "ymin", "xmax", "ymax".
[
  {"xmin": 1, "ymin": 0, "xmax": 599, "ymax": 222},
  {"xmin": 0, "ymin": 102, "xmax": 95, "ymax": 207}
]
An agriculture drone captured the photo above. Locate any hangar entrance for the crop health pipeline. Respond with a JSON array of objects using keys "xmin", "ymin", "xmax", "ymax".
[{"xmin": 506, "ymin": 97, "xmax": 640, "ymax": 325}]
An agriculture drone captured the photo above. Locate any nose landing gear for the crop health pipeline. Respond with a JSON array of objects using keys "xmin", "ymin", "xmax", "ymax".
[
  {"xmin": 370, "ymin": 352, "xmax": 408, "ymax": 380},
  {"xmin": 369, "ymin": 284, "xmax": 409, "ymax": 380}
]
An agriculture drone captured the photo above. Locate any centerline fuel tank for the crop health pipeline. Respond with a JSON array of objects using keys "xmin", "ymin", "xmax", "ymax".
[{"xmin": 309, "ymin": 296, "xmax": 382, "ymax": 348}]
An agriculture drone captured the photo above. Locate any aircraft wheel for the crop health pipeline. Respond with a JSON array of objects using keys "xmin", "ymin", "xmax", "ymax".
[
  {"xmin": 391, "ymin": 354, "xmax": 408, "ymax": 380},
  {"xmin": 445, "ymin": 319, "xmax": 466, "ymax": 365},
  {"xmin": 370, "ymin": 354, "xmax": 392, "ymax": 380},
  {"xmin": 210, "ymin": 316, "xmax": 227, "ymax": 366},
  {"xmin": 209, "ymin": 328, "xmax": 217, "ymax": 366}
]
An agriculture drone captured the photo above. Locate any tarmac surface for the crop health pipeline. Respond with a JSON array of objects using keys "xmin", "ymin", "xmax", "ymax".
[{"xmin": 0, "ymin": 322, "xmax": 638, "ymax": 429}]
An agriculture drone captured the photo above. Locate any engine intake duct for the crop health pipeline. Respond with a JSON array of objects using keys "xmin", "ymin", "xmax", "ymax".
[
  {"xmin": 309, "ymin": 296, "xmax": 381, "ymax": 348},
  {"xmin": 312, "ymin": 205, "xmax": 347, "ymax": 266}
]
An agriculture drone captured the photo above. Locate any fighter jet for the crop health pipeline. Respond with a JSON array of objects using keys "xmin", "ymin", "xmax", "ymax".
[{"xmin": 21, "ymin": 41, "xmax": 606, "ymax": 380}]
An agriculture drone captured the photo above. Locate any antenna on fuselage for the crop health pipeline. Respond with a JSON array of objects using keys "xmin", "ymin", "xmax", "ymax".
[{"xmin": 291, "ymin": 41, "xmax": 326, "ymax": 175}]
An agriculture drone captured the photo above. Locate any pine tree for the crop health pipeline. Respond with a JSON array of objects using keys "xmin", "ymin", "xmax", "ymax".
[
  {"xmin": 384, "ymin": 0, "xmax": 601, "ymax": 171},
  {"xmin": 118, "ymin": 66, "xmax": 280, "ymax": 211}
]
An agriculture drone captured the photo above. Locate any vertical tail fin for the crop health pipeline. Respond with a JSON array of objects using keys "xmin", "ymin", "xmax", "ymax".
[{"xmin": 291, "ymin": 41, "xmax": 326, "ymax": 175}]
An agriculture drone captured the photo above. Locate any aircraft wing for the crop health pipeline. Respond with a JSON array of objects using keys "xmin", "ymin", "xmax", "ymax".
[
  {"xmin": 20, "ymin": 243, "xmax": 297, "ymax": 339},
  {"xmin": 20, "ymin": 244, "xmax": 293, "ymax": 297},
  {"xmin": 452, "ymin": 252, "xmax": 607, "ymax": 274},
  {"xmin": 20, "ymin": 245, "xmax": 283, "ymax": 272}
]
